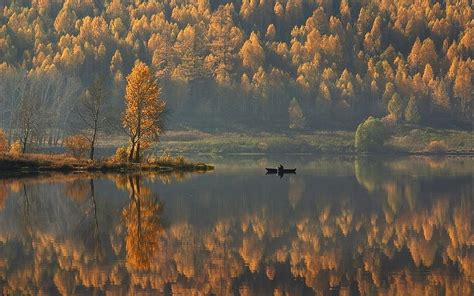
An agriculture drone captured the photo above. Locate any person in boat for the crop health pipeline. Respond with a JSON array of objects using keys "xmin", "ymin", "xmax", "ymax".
[{"xmin": 278, "ymin": 164, "xmax": 284, "ymax": 175}]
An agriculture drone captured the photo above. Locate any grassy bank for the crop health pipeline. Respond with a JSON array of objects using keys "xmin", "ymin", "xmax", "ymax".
[
  {"xmin": 0, "ymin": 153, "xmax": 214, "ymax": 175},
  {"xmin": 147, "ymin": 126, "xmax": 473, "ymax": 155},
  {"xmin": 5, "ymin": 126, "xmax": 470, "ymax": 170},
  {"xmin": 153, "ymin": 130, "xmax": 355, "ymax": 154},
  {"xmin": 386, "ymin": 125, "xmax": 473, "ymax": 154}
]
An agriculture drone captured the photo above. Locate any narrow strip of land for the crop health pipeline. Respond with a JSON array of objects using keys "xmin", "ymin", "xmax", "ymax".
[{"xmin": 0, "ymin": 153, "xmax": 214, "ymax": 175}]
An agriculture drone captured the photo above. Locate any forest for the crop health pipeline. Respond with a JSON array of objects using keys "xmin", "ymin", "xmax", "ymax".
[{"xmin": 0, "ymin": 0, "xmax": 472, "ymax": 148}]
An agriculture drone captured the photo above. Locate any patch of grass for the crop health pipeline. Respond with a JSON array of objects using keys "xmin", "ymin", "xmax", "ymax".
[
  {"xmin": 152, "ymin": 131, "xmax": 356, "ymax": 154},
  {"xmin": 83, "ymin": 127, "xmax": 474, "ymax": 155},
  {"xmin": 388, "ymin": 125, "xmax": 473, "ymax": 153}
]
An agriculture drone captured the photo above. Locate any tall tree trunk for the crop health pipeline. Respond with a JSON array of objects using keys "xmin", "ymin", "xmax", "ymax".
[
  {"xmin": 22, "ymin": 129, "xmax": 29, "ymax": 154},
  {"xmin": 90, "ymin": 127, "xmax": 97, "ymax": 160},
  {"xmin": 128, "ymin": 142, "xmax": 135, "ymax": 162},
  {"xmin": 55, "ymin": 127, "xmax": 62, "ymax": 146},
  {"xmin": 90, "ymin": 141, "xmax": 95, "ymax": 160},
  {"xmin": 134, "ymin": 141, "xmax": 141, "ymax": 163},
  {"xmin": 135, "ymin": 176, "xmax": 141, "ymax": 243},
  {"xmin": 89, "ymin": 178, "xmax": 102, "ymax": 260}
]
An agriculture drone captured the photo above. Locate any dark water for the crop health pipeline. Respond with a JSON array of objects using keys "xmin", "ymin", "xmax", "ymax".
[{"xmin": 0, "ymin": 156, "xmax": 472, "ymax": 295}]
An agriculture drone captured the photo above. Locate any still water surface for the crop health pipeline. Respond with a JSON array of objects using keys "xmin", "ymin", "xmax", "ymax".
[{"xmin": 0, "ymin": 156, "xmax": 472, "ymax": 295}]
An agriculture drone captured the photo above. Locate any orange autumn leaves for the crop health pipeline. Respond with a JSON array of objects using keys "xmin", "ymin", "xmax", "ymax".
[
  {"xmin": 123, "ymin": 176, "xmax": 163, "ymax": 271},
  {"xmin": 123, "ymin": 62, "xmax": 167, "ymax": 163}
]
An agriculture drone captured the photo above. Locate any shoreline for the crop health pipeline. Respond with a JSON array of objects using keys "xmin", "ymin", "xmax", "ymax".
[
  {"xmin": 1, "ymin": 151, "xmax": 472, "ymax": 177},
  {"xmin": 0, "ymin": 153, "xmax": 214, "ymax": 176},
  {"xmin": 1, "ymin": 125, "xmax": 472, "ymax": 176}
]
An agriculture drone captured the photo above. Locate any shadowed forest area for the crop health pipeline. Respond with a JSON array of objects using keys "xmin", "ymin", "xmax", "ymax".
[{"xmin": 0, "ymin": 0, "xmax": 472, "ymax": 149}]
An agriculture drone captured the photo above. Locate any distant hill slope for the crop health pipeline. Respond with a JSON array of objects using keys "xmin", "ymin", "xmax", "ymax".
[{"xmin": 0, "ymin": 0, "xmax": 472, "ymax": 132}]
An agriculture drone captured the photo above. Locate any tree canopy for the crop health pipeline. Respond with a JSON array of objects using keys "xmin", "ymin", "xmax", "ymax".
[
  {"xmin": 355, "ymin": 116, "xmax": 387, "ymax": 152},
  {"xmin": 123, "ymin": 61, "xmax": 166, "ymax": 162},
  {"xmin": 0, "ymin": 0, "xmax": 471, "ymax": 133}
]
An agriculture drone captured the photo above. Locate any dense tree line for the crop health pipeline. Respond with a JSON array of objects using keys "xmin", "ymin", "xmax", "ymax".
[{"xmin": 0, "ymin": 0, "xmax": 472, "ymax": 142}]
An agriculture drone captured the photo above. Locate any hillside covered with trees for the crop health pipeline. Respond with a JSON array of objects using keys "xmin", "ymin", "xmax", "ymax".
[{"xmin": 0, "ymin": 0, "xmax": 472, "ymax": 144}]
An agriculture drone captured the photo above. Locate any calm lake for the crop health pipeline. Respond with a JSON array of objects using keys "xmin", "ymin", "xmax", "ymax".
[{"xmin": 0, "ymin": 156, "xmax": 472, "ymax": 295}]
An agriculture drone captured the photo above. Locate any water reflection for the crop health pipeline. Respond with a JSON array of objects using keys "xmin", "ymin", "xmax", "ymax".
[
  {"xmin": 123, "ymin": 176, "xmax": 163, "ymax": 271},
  {"xmin": 0, "ymin": 156, "xmax": 472, "ymax": 295}
]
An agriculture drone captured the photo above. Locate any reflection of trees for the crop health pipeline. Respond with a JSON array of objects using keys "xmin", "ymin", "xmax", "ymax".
[
  {"xmin": 67, "ymin": 178, "xmax": 105, "ymax": 263},
  {"xmin": 64, "ymin": 179, "xmax": 90, "ymax": 202},
  {"xmin": 288, "ymin": 177, "xmax": 304, "ymax": 209},
  {"xmin": 123, "ymin": 176, "xmax": 163, "ymax": 271},
  {"xmin": 88, "ymin": 179, "xmax": 104, "ymax": 262},
  {"xmin": 109, "ymin": 171, "xmax": 193, "ymax": 189},
  {"xmin": 355, "ymin": 157, "xmax": 423, "ymax": 212},
  {"xmin": 0, "ymin": 161, "xmax": 472, "ymax": 295},
  {"xmin": 354, "ymin": 157, "xmax": 385, "ymax": 192},
  {"xmin": 21, "ymin": 184, "xmax": 32, "ymax": 237},
  {"xmin": 0, "ymin": 181, "xmax": 7, "ymax": 211},
  {"xmin": 53, "ymin": 270, "xmax": 76, "ymax": 295},
  {"xmin": 239, "ymin": 235, "xmax": 264, "ymax": 273}
]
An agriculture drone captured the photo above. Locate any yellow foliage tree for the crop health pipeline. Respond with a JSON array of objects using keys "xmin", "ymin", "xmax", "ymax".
[
  {"xmin": 54, "ymin": 4, "xmax": 77, "ymax": 34},
  {"xmin": 239, "ymin": 32, "xmax": 265, "ymax": 71},
  {"xmin": 123, "ymin": 61, "xmax": 167, "ymax": 163}
]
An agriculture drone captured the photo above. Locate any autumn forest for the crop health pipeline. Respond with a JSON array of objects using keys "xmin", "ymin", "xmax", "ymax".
[{"xmin": 0, "ymin": 0, "xmax": 472, "ymax": 144}]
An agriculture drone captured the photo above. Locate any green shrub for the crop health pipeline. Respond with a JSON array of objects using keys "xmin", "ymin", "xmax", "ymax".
[{"xmin": 355, "ymin": 117, "xmax": 388, "ymax": 152}]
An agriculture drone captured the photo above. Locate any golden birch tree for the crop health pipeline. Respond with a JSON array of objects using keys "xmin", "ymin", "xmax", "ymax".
[{"xmin": 123, "ymin": 61, "xmax": 166, "ymax": 163}]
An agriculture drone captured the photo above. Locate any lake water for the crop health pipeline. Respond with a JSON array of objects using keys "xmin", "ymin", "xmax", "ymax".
[{"xmin": 0, "ymin": 156, "xmax": 472, "ymax": 295}]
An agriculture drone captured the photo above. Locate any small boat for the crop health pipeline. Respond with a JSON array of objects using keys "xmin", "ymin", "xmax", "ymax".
[{"xmin": 265, "ymin": 168, "xmax": 296, "ymax": 174}]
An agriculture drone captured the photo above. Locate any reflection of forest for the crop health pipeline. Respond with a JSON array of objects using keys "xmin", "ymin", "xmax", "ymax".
[{"xmin": 0, "ymin": 157, "xmax": 472, "ymax": 295}]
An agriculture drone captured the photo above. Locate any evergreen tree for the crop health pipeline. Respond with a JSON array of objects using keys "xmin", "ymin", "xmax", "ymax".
[
  {"xmin": 405, "ymin": 96, "xmax": 421, "ymax": 124},
  {"xmin": 388, "ymin": 93, "xmax": 405, "ymax": 122},
  {"xmin": 288, "ymin": 97, "xmax": 305, "ymax": 129}
]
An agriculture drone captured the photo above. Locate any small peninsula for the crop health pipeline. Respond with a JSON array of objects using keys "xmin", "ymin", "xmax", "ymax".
[{"xmin": 0, "ymin": 152, "xmax": 213, "ymax": 176}]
